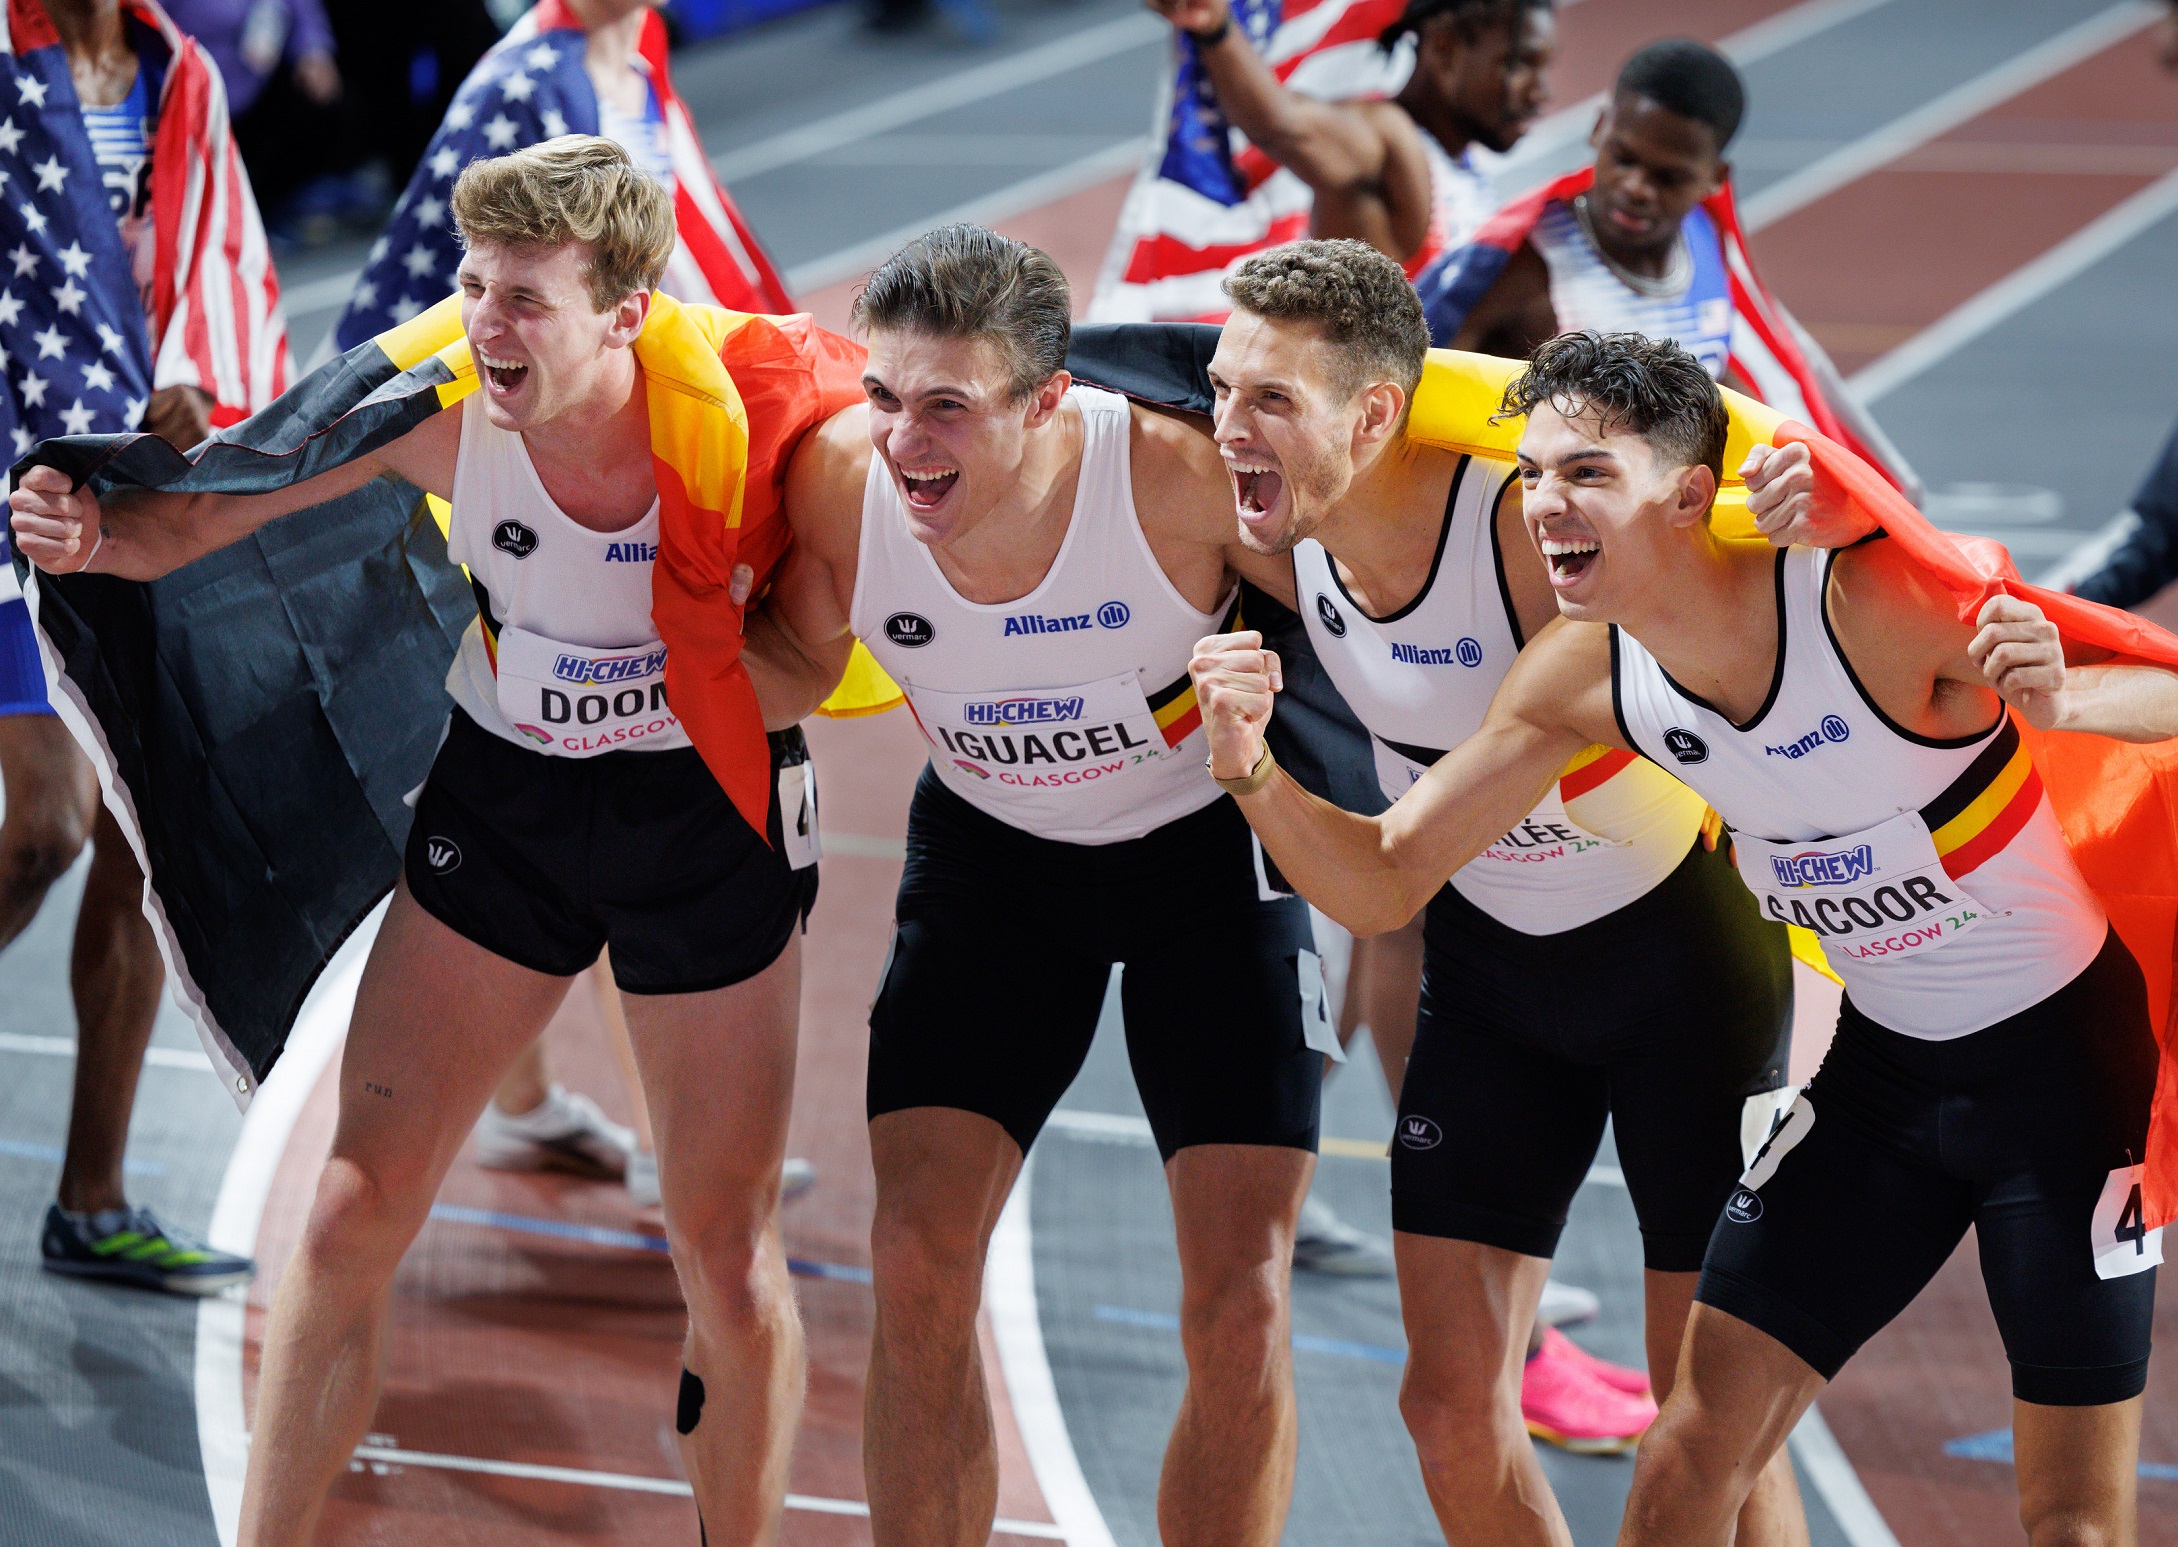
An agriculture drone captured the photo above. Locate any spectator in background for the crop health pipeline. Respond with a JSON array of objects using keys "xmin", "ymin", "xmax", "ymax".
[
  {"xmin": 0, "ymin": 0, "xmax": 288, "ymax": 1295},
  {"xmin": 319, "ymin": 0, "xmax": 501, "ymax": 193}
]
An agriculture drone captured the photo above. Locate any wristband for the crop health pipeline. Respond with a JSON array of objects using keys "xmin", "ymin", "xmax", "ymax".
[
  {"xmin": 1188, "ymin": 13, "xmax": 1232, "ymax": 45},
  {"xmin": 1210, "ymin": 742, "xmax": 1276, "ymax": 796},
  {"xmin": 80, "ymin": 530, "xmax": 103, "ymax": 573}
]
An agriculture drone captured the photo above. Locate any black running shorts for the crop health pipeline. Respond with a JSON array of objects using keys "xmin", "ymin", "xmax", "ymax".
[
  {"xmin": 1699, "ymin": 927, "xmax": 2158, "ymax": 1406},
  {"xmin": 404, "ymin": 709, "xmax": 818, "ymax": 993},
  {"xmin": 867, "ymin": 767, "xmax": 1323, "ymax": 1160},
  {"xmin": 1392, "ymin": 836, "xmax": 1794, "ymax": 1271}
]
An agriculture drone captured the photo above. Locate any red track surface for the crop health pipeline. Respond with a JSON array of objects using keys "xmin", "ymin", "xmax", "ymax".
[{"xmin": 228, "ymin": 4, "xmax": 2178, "ymax": 1541}]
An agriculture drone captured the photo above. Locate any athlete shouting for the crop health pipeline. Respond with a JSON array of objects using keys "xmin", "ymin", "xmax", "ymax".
[
  {"xmin": 1192, "ymin": 329, "xmax": 2158, "ymax": 1547},
  {"xmin": 743, "ymin": 224, "xmax": 1327, "ymax": 1547}
]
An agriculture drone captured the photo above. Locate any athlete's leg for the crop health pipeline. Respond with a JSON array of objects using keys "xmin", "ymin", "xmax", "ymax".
[
  {"xmin": 1641, "ymin": 1271, "xmax": 1806, "ymax": 1547},
  {"xmin": 622, "ymin": 935, "xmax": 803, "ymax": 1547},
  {"xmin": 1617, "ymin": 1304, "xmax": 1824, "ymax": 1547},
  {"xmin": 1396, "ymin": 1234, "xmax": 1569, "ymax": 1546},
  {"xmin": 0, "ymin": 714, "xmax": 96, "ymax": 947},
  {"xmin": 491, "ymin": 1036, "xmax": 552, "ymax": 1115},
  {"xmin": 2013, "ymin": 1397, "xmax": 2143, "ymax": 1547},
  {"xmin": 1352, "ymin": 915, "xmax": 1423, "ymax": 1100},
  {"xmin": 56, "ymin": 808, "xmax": 163, "ymax": 1214},
  {"xmin": 1160, "ymin": 1143, "xmax": 1313, "ymax": 1546},
  {"xmin": 864, "ymin": 1106, "xmax": 1024, "ymax": 1547},
  {"xmin": 238, "ymin": 884, "xmax": 574, "ymax": 1546}
]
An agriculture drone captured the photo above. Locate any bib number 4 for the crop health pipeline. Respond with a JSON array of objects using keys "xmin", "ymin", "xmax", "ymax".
[{"xmin": 2091, "ymin": 1164, "xmax": 2163, "ymax": 1281}]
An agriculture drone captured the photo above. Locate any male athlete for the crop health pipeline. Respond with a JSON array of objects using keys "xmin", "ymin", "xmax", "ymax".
[
  {"xmin": 1174, "ymin": 238, "xmax": 1838, "ymax": 1534},
  {"xmin": 12, "ymin": 139, "xmax": 836, "ymax": 1546},
  {"xmin": 1192, "ymin": 330, "xmax": 2159, "ymax": 1546},
  {"xmin": 1144, "ymin": 0, "xmax": 1554, "ymax": 272},
  {"xmin": 741, "ymin": 223, "xmax": 1326, "ymax": 1547}
]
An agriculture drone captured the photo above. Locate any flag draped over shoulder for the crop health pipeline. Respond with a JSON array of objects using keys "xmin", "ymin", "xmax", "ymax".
[
  {"xmin": 332, "ymin": 0, "xmax": 789, "ymax": 353},
  {"xmin": 1411, "ymin": 167, "xmax": 1902, "ymax": 486},
  {"xmin": 1067, "ymin": 325, "xmax": 2178, "ymax": 1228},
  {"xmin": 11, "ymin": 291, "xmax": 860, "ymax": 1099},
  {"xmin": 0, "ymin": 0, "xmax": 288, "ymax": 452},
  {"xmin": 1089, "ymin": 0, "xmax": 1408, "ymax": 324}
]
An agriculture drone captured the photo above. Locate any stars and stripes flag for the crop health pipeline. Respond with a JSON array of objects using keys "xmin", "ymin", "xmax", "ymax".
[
  {"xmin": 1088, "ymin": 0, "xmax": 1409, "ymax": 324},
  {"xmin": 0, "ymin": 0, "xmax": 288, "ymax": 459},
  {"xmin": 333, "ymin": 0, "xmax": 790, "ymax": 353}
]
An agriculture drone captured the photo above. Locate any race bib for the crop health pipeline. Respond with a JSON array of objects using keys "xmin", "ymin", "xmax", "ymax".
[
  {"xmin": 492, "ymin": 626, "xmax": 690, "ymax": 757},
  {"xmin": 778, "ymin": 760, "xmax": 820, "ymax": 871},
  {"xmin": 1297, "ymin": 948, "xmax": 1345, "ymax": 1063},
  {"xmin": 1373, "ymin": 736, "xmax": 1620, "ymax": 867},
  {"xmin": 907, "ymin": 671, "xmax": 1173, "ymax": 794},
  {"xmin": 2091, "ymin": 1163, "xmax": 2163, "ymax": 1281},
  {"xmin": 1732, "ymin": 811, "xmax": 1989, "ymax": 964}
]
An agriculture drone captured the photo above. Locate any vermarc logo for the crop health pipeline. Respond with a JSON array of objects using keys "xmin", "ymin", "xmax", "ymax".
[
  {"xmin": 1663, "ymin": 727, "xmax": 1710, "ymax": 765},
  {"xmin": 1396, "ymin": 1115, "xmax": 1443, "ymax": 1151},
  {"xmin": 884, "ymin": 612, "xmax": 936, "ymax": 649},
  {"xmin": 423, "ymin": 837, "xmax": 462, "ymax": 874},
  {"xmin": 1315, "ymin": 593, "xmax": 1346, "ymax": 638},
  {"xmin": 492, "ymin": 520, "xmax": 538, "ymax": 559}
]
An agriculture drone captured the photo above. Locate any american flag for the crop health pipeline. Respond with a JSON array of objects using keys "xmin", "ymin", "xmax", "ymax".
[
  {"xmin": 1089, "ymin": 0, "xmax": 1411, "ymax": 324},
  {"xmin": 0, "ymin": 0, "xmax": 288, "ymax": 459},
  {"xmin": 333, "ymin": 0, "xmax": 790, "ymax": 353}
]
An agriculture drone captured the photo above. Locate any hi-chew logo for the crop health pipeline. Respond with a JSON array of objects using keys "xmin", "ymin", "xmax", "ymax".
[
  {"xmin": 964, "ymin": 696, "xmax": 1084, "ymax": 726},
  {"xmin": 553, "ymin": 647, "xmax": 667, "ymax": 686},
  {"xmin": 1769, "ymin": 845, "xmax": 1877, "ymax": 888}
]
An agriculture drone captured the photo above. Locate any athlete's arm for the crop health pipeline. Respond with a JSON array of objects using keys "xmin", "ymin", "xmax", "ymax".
[
  {"xmin": 1967, "ymin": 593, "xmax": 2178, "ymax": 742},
  {"xmin": 1192, "ymin": 615, "xmax": 1618, "ymax": 934},
  {"xmin": 744, "ymin": 403, "xmax": 869, "ymax": 728},
  {"xmin": 1145, "ymin": 0, "xmax": 1433, "ymax": 262},
  {"xmin": 1825, "ymin": 537, "xmax": 2009, "ymax": 739},
  {"xmin": 1448, "ymin": 244, "xmax": 1558, "ymax": 359},
  {"xmin": 7, "ymin": 406, "xmax": 462, "ymax": 581}
]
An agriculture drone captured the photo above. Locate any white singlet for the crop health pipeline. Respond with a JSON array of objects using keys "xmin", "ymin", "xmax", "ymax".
[
  {"xmin": 1295, "ymin": 454, "xmax": 1705, "ymax": 933},
  {"xmin": 849, "ymin": 386, "xmax": 1230, "ymax": 845},
  {"xmin": 1406, "ymin": 134, "xmax": 1495, "ymax": 278},
  {"xmin": 1529, "ymin": 197, "xmax": 1735, "ymax": 380},
  {"xmin": 1611, "ymin": 546, "xmax": 2107, "ymax": 1037},
  {"xmin": 444, "ymin": 399, "xmax": 688, "ymax": 758}
]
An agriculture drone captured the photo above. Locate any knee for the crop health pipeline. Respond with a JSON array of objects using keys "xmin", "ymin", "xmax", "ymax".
[
  {"xmin": 298, "ymin": 1156, "xmax": 430, "ymax": 1280},
  {"xmin": 1179, "ymin": 1260, "xmax": 1284, "ymax": 1374},
  {"xmin": 870, "ymin": 1204, "xmax": 985, "ymax": 1330},
  {"xmin": 2020, "ymin": 1506, "xmax": 2123, "ymax": 1547},
  {"xmin": 1399, "ymin": 1360, "xmax": 1519, "ymax": 1470},
  {"xmin": 1620, "ymin": 1407, "xmax": 1727, "ymax": 1533},
  {"xmin": 0, "ymin": 810, "xmax": 88, "ymax": 905}
]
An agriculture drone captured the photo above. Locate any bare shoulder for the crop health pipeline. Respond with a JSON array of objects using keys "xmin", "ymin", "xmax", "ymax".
[
  {"xmin": 378, "ymin": 398, "xmax": 464, "ymax": 498},
  {"xmin": 1828, "ymin": 537, "xmax": 1967, "ymax": 653},
  {"xmin": 1128, "ymin": 401, "xmax": 1230, "ymax": 540},
  {"xmin": 784, "ymin": 401, "xmax": 874, "ymax": 560}
]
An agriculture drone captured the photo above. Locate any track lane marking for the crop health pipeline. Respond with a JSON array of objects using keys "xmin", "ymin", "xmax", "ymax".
[{"xmin": 0, "ymin": 1028, "xmax": 215, "ymax": 1070}]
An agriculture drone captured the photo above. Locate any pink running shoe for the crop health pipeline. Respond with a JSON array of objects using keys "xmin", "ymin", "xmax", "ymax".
[
  {"xmin": 1522, "ymin": 1333, "xmax": 1659, "ymax": 1454},
  {"xmin": 1539, "ymin": 1325, "xmax": 1652, "ymax": 1396}
]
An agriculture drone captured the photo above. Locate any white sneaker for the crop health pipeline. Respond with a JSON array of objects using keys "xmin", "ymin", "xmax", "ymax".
[
  {"xmin": 472, "ymin": 1085, "xmax": 635, "ymax": 1180},
  {"xmin": 1292, "ymin": 1195, "xmax": 1394, "ymax": 1277},
  {"xmin": 624, "ymin": 1152, "xmax": 811, "ymax": 1210},
  {"xmin": 1537, "ymin": 1277, "xmax": 1601, "ymax": 1327}
]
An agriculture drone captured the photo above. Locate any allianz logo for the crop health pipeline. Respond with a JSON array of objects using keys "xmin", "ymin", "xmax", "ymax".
[
  {"xmin": 1769, "ymin": 845, "xmax": 1876, "ymax": 888},
  {"xmin": 603, "ymin": 541, "xmax": 658, "ymax": 563},
  {"xmin": 964, "ymin": 696, "xmax": 1084, "ymax": 726},
  {"xmin": 553, "ymin": 646, "xmax": 667, "ymax": 685},
  {"xmin": 1765, "ymin": 715, "xmax": 1851, "ymax": 759},
  {"xmin": 1003, "ymin": 600, "xmax": 1131, "ymax": 637}
]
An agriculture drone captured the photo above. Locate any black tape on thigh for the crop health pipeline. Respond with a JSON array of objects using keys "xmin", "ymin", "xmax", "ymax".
[{"xmin": 677, "ymin": 1367, "xmax": 705, "ymax": 1435}]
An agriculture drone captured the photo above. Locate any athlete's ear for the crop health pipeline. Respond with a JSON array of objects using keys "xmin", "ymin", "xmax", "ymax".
[
  {"xmin": 1588, "ymin": 103, "xmax": 1610, "ymax": 150},
  {"xmin": 1668, "ymin": 462, "xmax": 1718, "ymax": 530},
  {"xmin": 1021, "ymin": 370, "xmax": 1073, "ymax": 430},
  {"xmin": 608, "ymin": 287, "xmax": 650, "ymax": 349},
  {"xmin": 1353, "ymin": 380, "xmax": 1406, "ymax": 450}
]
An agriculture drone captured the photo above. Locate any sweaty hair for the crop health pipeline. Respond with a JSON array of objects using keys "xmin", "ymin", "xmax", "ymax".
[
  {"xmin": 1223, "ymin": 239, "xmax": 1430, "ymax": 405},
  {"xmin": 1614, "ymin": 39, "xmax": 1746, "ymax": 150},
  {"xmin": 853, "ymin": 224, "xmax": 1071, "ymax": 403},
  {"xmin": 450, "ymin": 135, "xmax": 675, "ymax": 312},
  {"xmin": 1377, "ymin": 0, "xmax": 1549, "ymax": 54},
  {"xmin": 1496, "ymin": 330, "xmax": 1729, "ymax": 480}
]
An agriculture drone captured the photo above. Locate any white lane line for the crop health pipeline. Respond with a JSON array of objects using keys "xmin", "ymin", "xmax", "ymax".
[
  {"xmin": 1740, "ymin": 1, "xmax": 2161, "ymax": 230},
  {"xmin": 988, "ymin": 1149, "xmax": 1119, "ymax": 1547},
  {"xmin": 1789, "ymin": 1404, "xmax": 1903, "ymax": 1547},
  {"xmin": 346, "ymin": 1446, "xmax": 1068, "ymax": 1538},
  {"xmin": 786, "ymin": 138, "xmax": 1150, "ymax": 294},
  {"xmin": 195, "ymin": 900, "xmax": 380, "ymax": 1547},
  {"xmin": 707, "ymin": 13, "xmax": 1163, "ymax": 187},
  {"xmin": 1496, "ymin": 0, "xmax": 1905, "ymax": 179},
  {"xmin": 2038, "ymin": 509, "xmax": 2142, "ymax": 589},
  {"xmin": 0, "ymin": 1029, "xmax": 214, "ymax": 1071},
  {"xmin": 1849, "ymin": 165, "xmax": 2178, "ymax": 403}
]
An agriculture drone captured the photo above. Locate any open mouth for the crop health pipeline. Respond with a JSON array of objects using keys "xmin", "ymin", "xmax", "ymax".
[
  {"xmin": 479, "ymin": 351, "xmax": 530, "ymax": 396},
  {"xmin": 1230, "ymin": 461, "xmax": 1285, "ymax": 520},
  {"xmin": 900, "ymin": 467, "xmax": 959, "ymax": 511},
  {"xmin": 1539, "ymin": 534, "xmax": 1600, "ymax": 586}
]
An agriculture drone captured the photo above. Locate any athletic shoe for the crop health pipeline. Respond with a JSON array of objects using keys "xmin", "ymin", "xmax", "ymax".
[
  {"xmin": 472, "ymin": 1085, "xmax": 635, "ymax": 1180},
  {"xmin": 1291, "ymin": 1195, "xmax": 1394, "ymax": 1277},
  {"xmin": 625, "ymin": 1152, "xmax": 813, "ymax": 1210},
  {"xmin": 1537, "ymin": 1277, "xmax": 1602, "ymax": 1327},
  {"xmin": 40, "ymin": 1204, "xmax": 255, "ymax": 1296},
  {"xmin": 1522, "ymin": 1331, "xmax": 1658, "ymax": 1454},
  {"xmin": 1538, "ymin": 1325, "xmax": 1651, "ymax": 1396}
]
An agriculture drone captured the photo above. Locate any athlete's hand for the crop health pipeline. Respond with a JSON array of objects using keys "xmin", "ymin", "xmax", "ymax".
[
  {"xmin": 8, "ymin": 465, "xmax": 104, "ymax": 573},
  {"xmin": 730, "ymin": 563, "xmax": 755, "ymax": 607},
  {"xmin": 1190, "ymin": 629, "xmax": 1281, "ymax": 780},
  {"xmin": 1969, "ymin": 594, "xmax": 2067, "ymax": 729},
  {"xmin": 1147, "ymin": 0, "xmax": 1230, "ymax": 38},
  {"xmin": 1742, "ymin": 441, "xmax": 1873, "ymax": 550}
]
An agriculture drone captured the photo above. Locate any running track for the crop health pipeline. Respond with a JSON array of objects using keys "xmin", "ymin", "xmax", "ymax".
[{"xmin": 2, "ymin": 2, "xmax": 2175, "ymax": 1543}]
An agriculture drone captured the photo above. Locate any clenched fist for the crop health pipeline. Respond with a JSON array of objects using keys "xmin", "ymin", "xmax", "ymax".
[
  {"xmin": 1189, "ymin": 629, "xmax": 1281, "ymax": 780},
  {"xmin": 8, "ymin": 464, "xmax": 104, "ymax": 574},
  {"xmin": 1741, "ymin": 440, "xmax": 1874, "ymax": 549},
  {"xmin": 1969, "ymin": 594, "xmax": 2066, "ymax": 729}
]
